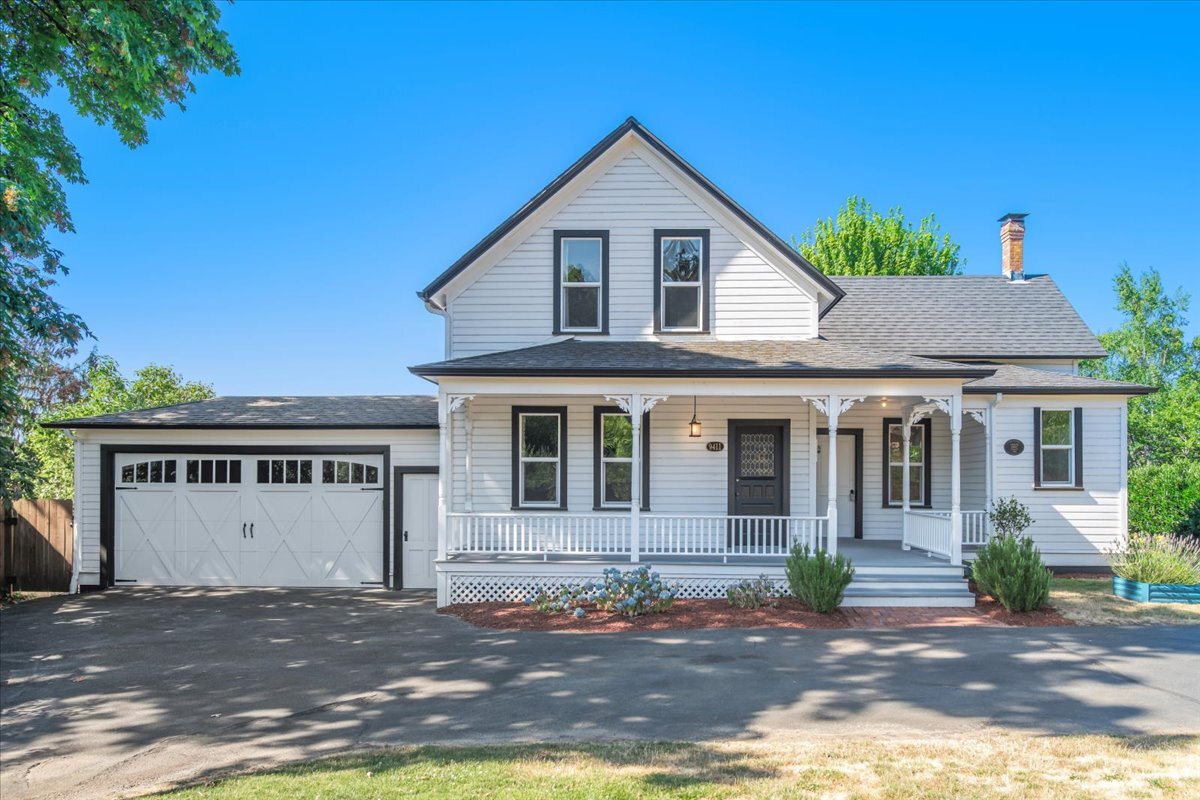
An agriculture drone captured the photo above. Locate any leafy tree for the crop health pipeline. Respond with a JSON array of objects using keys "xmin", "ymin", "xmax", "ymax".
[
  {"xmin": 29, "ymin": 358, "xmax": 214, "ymax": 498},
  {"xmin": 1, "ymin": 1, "xmax": 238, "ymax": 501},
  {"xmin": 1081, "ymin": 265, "xmax": 1200, "ymax": 467},
  {"xmin": 794, "ymin": 196, "xmax": 963, "ymax": 276}
]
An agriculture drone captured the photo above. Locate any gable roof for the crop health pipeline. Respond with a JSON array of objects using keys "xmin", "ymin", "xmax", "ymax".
[
  {"xmin": 418, "ymin": 117, "xmax": 844, "ymax": 309},
  {"xmin": 42, "ymin": 396, "xmax": 438, "ymax": 430},
  {"xmin": 820, "ymin": 275, "xmax": 1107, "ymax": 360},
  {"xmin": 410, "ymin": 338, "xmax": 993, "ymax": 379}
]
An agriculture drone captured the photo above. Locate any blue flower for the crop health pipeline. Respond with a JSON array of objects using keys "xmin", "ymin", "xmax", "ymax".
[{"xmin": 574, "ymin": 607, "xmax": 586, "ymax": 618}]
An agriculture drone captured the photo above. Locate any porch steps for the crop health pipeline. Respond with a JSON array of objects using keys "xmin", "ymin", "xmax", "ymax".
[{"xmin": 842, "ymin": 571, "xmax": 975, "ymax": 607}]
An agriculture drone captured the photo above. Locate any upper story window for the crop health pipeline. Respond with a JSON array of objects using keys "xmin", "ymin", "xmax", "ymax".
[
  {"xmin": 553, "ymin": 230, "xmax": 608, "ymax": 334},
  {"xmin": 654, "ymin": 229, "xmax": 710, "ymax": 333},
  {"xmin": 1035, "ymin": 408, "xmax": 1082, "ymax": 489}
]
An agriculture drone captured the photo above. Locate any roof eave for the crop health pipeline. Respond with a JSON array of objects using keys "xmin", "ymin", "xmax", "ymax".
[
  {"xmin": 41, "ymin": 421, "xmax": 440, "ymax": 430},
  {"xmin": 409, "ymin": 366, "xmax": 993, "ymax": 380},
  {"xmin": 962, "ymin": 385, "xmax": 1156, "ymax": 396}
]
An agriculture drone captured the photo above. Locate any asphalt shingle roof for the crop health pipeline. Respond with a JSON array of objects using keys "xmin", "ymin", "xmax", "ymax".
[
  {"xmin": 962, "ymin": 364, "xmax": 1154, "ymax": 395},
  {"xmin": 821, "ymin": 275, "xmax": 1107, "ymax": 359},
  {"xmin": 43, "ymin": 396, "xmax": 439, "ymax": 429},
  {"xmin": 410, "ymin": 339, "xmax": 995, "ymax": 378}
]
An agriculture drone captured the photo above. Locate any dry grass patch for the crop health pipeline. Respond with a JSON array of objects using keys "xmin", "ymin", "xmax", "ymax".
[
  {"xmin": 1051, "ymin": 578, "xmax": 1200, "ymax": 625},
  {"xmin": 156, "ymin": 734, "xmax": 1200, "ymax": 799}
]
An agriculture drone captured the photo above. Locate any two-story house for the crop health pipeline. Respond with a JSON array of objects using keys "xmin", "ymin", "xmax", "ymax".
[{"xmin": 49, "ymin": 118, "xmax": 1151, "ymax": 606}]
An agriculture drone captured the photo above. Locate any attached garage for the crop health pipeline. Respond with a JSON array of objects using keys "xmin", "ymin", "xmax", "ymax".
[{"xmin": 47, "ymin": 396, "xmax": 440, "ymax": 591}]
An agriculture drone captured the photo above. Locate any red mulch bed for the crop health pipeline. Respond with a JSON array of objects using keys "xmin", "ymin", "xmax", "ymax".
[
  {"xmin": 969, "ymin": 584, "xmax": 1075, "ymax": 627},
  {"xmin": 441, "ymin": 598, "xmax": 850, "ymax": 632}
]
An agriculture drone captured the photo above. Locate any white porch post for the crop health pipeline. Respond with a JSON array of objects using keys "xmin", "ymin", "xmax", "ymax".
[
  {"xmin": 629, "ymin": 392, "xmax": 643, "ymax": 564},
  {"xmin": 950, "ymin": 395, "xmax": 963, "ymax": 566},
  {"xmin": 436, "ymin": 391, "xmax": 450, "ymax": 563},
  {"xmin": 985, "ymin": 400, "xmax": 995, "ymax": 515},
  {"xmin": 901, "ymin": 417, "xmax": 912, "ymax": 550},
  {"xmin": 463, "ymin": 402, "xmax": 474, "ymax": 513},
  {"xmin": 826, "ymin": 393, "xmax": 840, "ymax": 555}
]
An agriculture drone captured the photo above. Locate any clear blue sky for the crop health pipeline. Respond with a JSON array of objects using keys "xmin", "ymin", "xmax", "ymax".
[{"xmin": 48, "ymin": 1, "xmax": 1199, "ymax": 396}]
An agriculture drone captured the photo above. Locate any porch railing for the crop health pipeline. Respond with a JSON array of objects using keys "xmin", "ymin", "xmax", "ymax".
[
  {"xmin": 961, "ymin": 510, "xmax": 991, "ymax": 546},
  {"xmin": 446, "ymin": 512, "xmax": 827, "ymax": 561},
  {"xmin": 903, "ymin": 510, "xmax": 954, "ymax": 560}
]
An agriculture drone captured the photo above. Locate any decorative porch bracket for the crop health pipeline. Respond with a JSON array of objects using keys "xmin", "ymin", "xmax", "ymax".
[{"xmin": 602, "ymin": 393, "xmax": 670, "ymax": 563}]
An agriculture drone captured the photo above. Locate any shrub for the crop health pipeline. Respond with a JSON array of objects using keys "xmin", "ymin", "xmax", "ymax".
[
  {"xmin": 987, "ymin": 496, "xmax": 1035, "ymax": 539},
  {"xmin": 527, "ymin": 582, "xmax": 592, "ymax": 615},
  {"xmin": 1110, "ymin": 532, "xmax": 1200, "ymax": 585},
  {"xmin": 726, "ymin": 576, "xmax": 780, "ymax": 609},
  {"xmin": 1129, "ymin": 460, "xmax": 1200, "ymax": 537},
  {"xmin": 784, "ymin": 545, "xmax": 854, "ymax": 613},
  {"xmin": 593, "ymin": 565, "xmax": 677, "ymax": 617},
  {"xmin": 971, "ymin": 535, "xmax": 1051, "ymax": 612}
]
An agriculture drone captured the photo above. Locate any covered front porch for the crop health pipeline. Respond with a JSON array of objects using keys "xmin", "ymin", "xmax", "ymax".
[{"xmin": 429, "ymin": 378, "xmax": 998, "ymax": 606}]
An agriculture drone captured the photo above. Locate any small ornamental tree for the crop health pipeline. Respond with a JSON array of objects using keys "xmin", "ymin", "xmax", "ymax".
[{"xmin": 988, "ymin": 496, "xmax": 1035, "ymax": 539}]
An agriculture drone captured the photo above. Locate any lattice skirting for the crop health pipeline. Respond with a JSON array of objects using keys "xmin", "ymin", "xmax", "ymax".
[{"xmin": 445, "ymin": 570, "xmax": 791, "ymax": 605}]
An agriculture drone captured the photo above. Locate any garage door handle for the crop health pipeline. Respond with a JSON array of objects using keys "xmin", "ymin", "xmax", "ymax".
[
  {"xmin": 243, "ymin": 523, "xmax": 247, "ymax": 539},
  {"xmin": 250, "ymin": 522, "xmax": 254, "ymax": 538},
  {"xmin": 403, "ymin": 531, "xmax": 409, "ymax": 542}
]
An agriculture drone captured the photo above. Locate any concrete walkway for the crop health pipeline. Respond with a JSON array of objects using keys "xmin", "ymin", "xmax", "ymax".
[{"xmin": 2, "ymin": 588, "xmax": 1198, "ymax": 799}]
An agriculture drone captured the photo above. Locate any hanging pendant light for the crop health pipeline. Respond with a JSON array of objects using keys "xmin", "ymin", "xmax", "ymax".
[{"xmin": 689, "ymin": 396, "xmax": 702, "ymax": 438}]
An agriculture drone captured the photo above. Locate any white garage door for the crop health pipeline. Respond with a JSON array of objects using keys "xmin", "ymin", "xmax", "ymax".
[{"xmin": 114, "ymin": 453, "xmax": 385, "ymax": 587}]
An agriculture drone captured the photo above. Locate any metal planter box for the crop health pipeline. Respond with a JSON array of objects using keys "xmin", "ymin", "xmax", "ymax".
[{"xmin": 1112, "ymin": 576, "xmax": 1200, "ymax": 604}]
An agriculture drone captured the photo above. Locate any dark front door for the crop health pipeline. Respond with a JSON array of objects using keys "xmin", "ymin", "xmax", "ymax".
[{"xmin": 729, "ymin": 422, "xmax": 788, "ymax": 549}]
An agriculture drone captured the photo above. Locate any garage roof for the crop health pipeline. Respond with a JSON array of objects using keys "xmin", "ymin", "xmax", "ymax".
[{"xmin": 42, "ymin": 396, "xmax": 439, "ymax": 429}]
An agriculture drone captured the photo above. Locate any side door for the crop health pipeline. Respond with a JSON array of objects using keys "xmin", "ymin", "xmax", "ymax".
[{"xmin": 401, "ymin": 472, "xmax": 438, "ymax": 589}]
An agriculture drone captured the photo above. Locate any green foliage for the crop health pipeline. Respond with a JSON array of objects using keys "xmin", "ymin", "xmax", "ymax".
[
  {"xmin": 1080, "ymin": 265, "xmax": 1200, "ymax": 468},
  {"xmin": 27, "ymin": 357, "xmax": 214, "ymax": 498},
  {"xmin": 725, "ymin": 576, "xmax": 780, "ymax": 609},
  {"xmin": 525, "ymin": 566, "xmax": 678, "ymax": 618},
  {"xmin": 1128, "ymin": 461, "xmax": 1200, "ymax": 538},
  {"xmin": 971, "ymin": 535, "xmax": 1051, "ymax": 612},
  {"xmin": 987, "ymin": 496, "xmax": 1035, "ymax": 539},
  {"xmin": 1111, "ymin": 532, "xmax": 1200, "ymax": 586},
  {"xmin": 784, "ymin": 544, "xmax": 854, "ymax": 613},
  {"xmin": 1, "ymin": 1, "xmax": 238, "ymax": 501},
  {"xmin": 794, "ymin": 196, "xmax": 963, "ymax": 276}
]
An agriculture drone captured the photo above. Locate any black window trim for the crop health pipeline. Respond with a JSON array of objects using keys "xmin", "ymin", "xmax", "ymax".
[
  {"xmin": 592, "ymin": 405, "xmax": 650, "ymax": 511},
  {"xmin": 1033, "ymin": 406, "xmax": 1085, "ymax": 490},
  {"xmin": 553, "ymin": 230, "xmax": 609, "ymax": 335},
  {"xmin": 654, "ymin": 228, "xmax": 711, "ymax": 334},
  {"xmin": 511, "ymin": 405, "xmax": 569, "ymax": 510},
  {"xmin": 882, "ymin": 417, "xmax": 933, "ymax": 509}
]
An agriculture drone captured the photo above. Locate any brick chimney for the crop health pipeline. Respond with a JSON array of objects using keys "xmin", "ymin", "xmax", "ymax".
[{"xmin": 999, "ymin": 213, "xmax": 1028, "ymax": 280}]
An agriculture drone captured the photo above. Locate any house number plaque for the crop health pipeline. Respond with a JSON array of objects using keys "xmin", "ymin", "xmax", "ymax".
[
  {"xmin": 1004, "ymin": 439, "xmax": 1025, "ymax": 456},
  {"xmin": 706, "ymin": 441, "xmax": 725, "ymax": 452}
]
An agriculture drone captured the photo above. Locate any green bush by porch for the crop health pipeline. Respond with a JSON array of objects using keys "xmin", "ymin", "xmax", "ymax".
[
  {"xmin": 971, "ymin": 535, "xmax": 1051, "ymax": 612},
  {"xmin": 784, "ymin": 545, "xmax": 854, "ymax": 613},
  {"xmin": 1128, "ymin": 461, "xmax": 1200, "ymax": 538}
]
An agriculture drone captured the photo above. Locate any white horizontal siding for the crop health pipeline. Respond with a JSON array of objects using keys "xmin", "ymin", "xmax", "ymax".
[
  {"xmin": 447, "ymin": 148, "xmax": 818, "ymax": 357},
  {"xmin": 990, "ymin": 398, "xmax": 1126, "ymax": 566},
  {"xmin": 72, "ymin": 428, "xmax": 438, "ymax": 586},
  {"xmin": 961, "ymin": 415, "xmax": 987, "ymax": 511}
]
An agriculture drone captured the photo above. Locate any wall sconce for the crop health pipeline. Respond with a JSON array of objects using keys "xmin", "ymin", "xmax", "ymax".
[
  {"xmin": 881, "ymin": 396, "xmax": 889, "ymax": 408},
  {"xmin": 689, "ymin": 396, "xmax": 702, "ymax": 438}
]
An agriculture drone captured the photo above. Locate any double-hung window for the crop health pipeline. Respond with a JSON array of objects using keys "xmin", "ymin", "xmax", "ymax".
[
  {"xmin": 512, "ymin": 407, "xmax": 568, "ymax": 508},
  {"xmin": 553, "ymin": 231, "xmax": 608, "ymax": 334},
  {"xmin": 883, "ymin": 418, "xmax": 932, "ymax": 507},
  {"xmin": 1035, "ymin": 408, "xmax": 1082, "ymax": 488},
  {"xmin": 654, "ymin": 229, "xmax": 710, "ymax": 332},
  {"xmin": 593, "ymin": 407, "xmax": 650, "ymax": 509}
]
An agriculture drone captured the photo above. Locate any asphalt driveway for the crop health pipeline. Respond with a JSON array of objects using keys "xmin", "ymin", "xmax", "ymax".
[{"xmin": 2, "ymin": 589, "xmax": 1198, "ymax": 800}]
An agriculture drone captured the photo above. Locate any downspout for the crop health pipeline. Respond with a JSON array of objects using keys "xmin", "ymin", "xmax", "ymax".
[{"xmin": 66, "ymin": 429, "xmax": 82, "ymax": 594}]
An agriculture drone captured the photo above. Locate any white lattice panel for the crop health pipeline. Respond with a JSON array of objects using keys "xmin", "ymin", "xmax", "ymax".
[{"xmin": 447, "ymin": 572, "xmax": 791, "ymax": 604}]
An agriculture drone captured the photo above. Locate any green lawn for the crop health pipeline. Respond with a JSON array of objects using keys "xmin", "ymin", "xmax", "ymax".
[
  {"xmin": 156, "ymin": 736, "xmax": 1199, "ymax": 799},
  {"xmin": 1050, "ymin": 578, "xmax": 1200, "ymax": 625}
]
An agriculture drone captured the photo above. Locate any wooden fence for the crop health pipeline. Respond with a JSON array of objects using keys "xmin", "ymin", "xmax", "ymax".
[{"xmin": 2, "ymin": 499, "xmax": 74, "ymax": 593}]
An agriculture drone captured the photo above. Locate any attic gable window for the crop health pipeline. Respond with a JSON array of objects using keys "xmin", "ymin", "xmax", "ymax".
[
  {"xmin": 654, "ymin": 230, "xmax": 710, "ymax": 333},
  {"xmin": 553, "ymin": 231, "xmax": 608, "ymax": 334}
]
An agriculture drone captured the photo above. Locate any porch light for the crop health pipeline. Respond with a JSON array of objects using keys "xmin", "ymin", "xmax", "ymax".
[{"xmin": 689, "ymin": 396, "xmax": 702, "ymax": 438}]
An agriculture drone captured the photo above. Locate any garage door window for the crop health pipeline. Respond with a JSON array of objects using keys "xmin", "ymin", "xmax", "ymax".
[
  {"xmin": 322, "ymin": 459, "xmax": 379, "ymax": 484},
  {"xmin": 257, "ymin": 459, "xmax": 313, "ymax": 484},
  {"xmin": 186, "ymin": 458, "xmax": 242, "ymax": 484},
  {"xmin": 120, "ymin": 459, "xmax": 176, "ymax": 484}
]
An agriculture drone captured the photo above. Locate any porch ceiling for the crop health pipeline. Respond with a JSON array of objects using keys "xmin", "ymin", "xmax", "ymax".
[{"xmin": 410, "ymin": 339, "xmax": 995, "ymax": 380}]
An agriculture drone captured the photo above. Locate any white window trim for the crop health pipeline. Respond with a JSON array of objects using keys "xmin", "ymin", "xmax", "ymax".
[
  {"xmin": 1040, "ymin": 409, "xmax": 1076, "ymax": 486},
  {"xmin": 599, "ymin": 412, "xmax": 634, "ymax": 509},
  {"xmin": 519, "ymin": 412, "xmax": 562, "ymax": 507},
  {"xmin": 560, "ymin": 236, "xmax": 604, "ymax": 333},
  {"xmin": 660, "ymin": 235, "xmax": 704, "ymax": 332},
  {"xmin": 886, "ymin": 422, "xmax": 926, "ymax": 507}
]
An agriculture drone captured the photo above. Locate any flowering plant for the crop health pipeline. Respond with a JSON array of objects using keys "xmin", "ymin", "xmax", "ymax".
[
  {"xmin": 726, "ymin": 575, "xmax": 780, "ymax": 609},
  {"xmin": 525, "ymin": 565, "xmax": 678, "ymax": 618}
]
